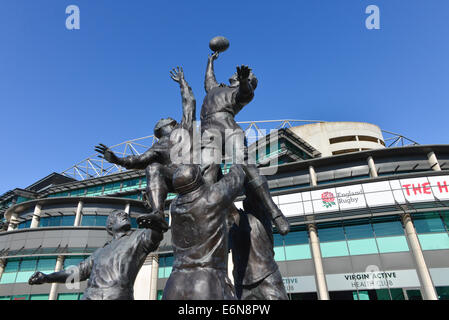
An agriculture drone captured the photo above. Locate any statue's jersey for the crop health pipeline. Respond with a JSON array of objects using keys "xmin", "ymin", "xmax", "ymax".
[
  {"xmin": 162, "ymin": 166, "xmax": 245, "ymax": 300},
  {"xmin": 169, "ymin": 166, "xmax": 244, "ymax": 271},
  {"xmin": 77, "ymin": 229, "xmax": 161, "ymax": 300},
  {"xmin": 229, "ymin": 209, "xmax": 279, "ymax": 286}
]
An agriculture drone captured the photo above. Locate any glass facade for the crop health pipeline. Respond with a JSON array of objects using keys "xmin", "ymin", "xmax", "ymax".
[
  {"xmin": 40, "ymin": 216, "xmax": 76, "ymax": 227},
  {"xmin": 0, "ymin": 257, "xmax": 56, "ymax": 284}
]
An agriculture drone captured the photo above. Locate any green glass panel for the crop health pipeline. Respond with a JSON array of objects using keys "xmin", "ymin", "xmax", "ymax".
[
  {"xmin": 61, "ymin": 216, "xmax": 75, "ymax": 226},
  {"xmin": 347, "ymin": 238, "xmax": 378, "ymax": 255},
  {"xmin": 95, "ymin": 216, "xmax": 108, "ymax": 226},
  {"xmin": 284, "ymin": 244, "xmax": 311, "ymax": 260},
  {"xmin": 284, "ymin": 230, "xmax": 309, "ymax": 246},
  {"xmin": 81, "ymin": 215, "xmax": 96, "ymax": 226},
  {"xmin": 0, "ymin": 273, "xmax": 17, "ymax": 284},
  {"xmin": 320, "ymin": 241, "xmax": 349, "ymax": 258},
  {"xmin": 317, "ymin": 223, "xmax": 345, "ymax": 242},
  {"xmin": 436, "ymin": 286, "xmax": 449, "ymax": 300},
  {"xmin": 20, "ymin": 259, "xmax": 38, "ymax": 272},
  {"xmin": 375, "ymin": 289, "xmax": 391, "ymax": 300},
  {"xmin": 4, "ymin": 260, "xmax": 20, "ymax": 272},
  {"xmin": 11, "ymin": 295, "xmax": 29, "ymax": 300},
  {"xmin": 376, "ymin": 236, "xmax": 409, "ymax": 253},
  {"xmin": 344, "ymin": 220, "xmax": 373, "ymax": 240},
  {"xmin": 390, "ymin": 288, "xmax": 406, "ymax": 300},
  {"xmin": 30, "ymin": 294, "xmax": 49, "ymax": 300},
  {"xmin": 418, "ymin": 233, "xmax": 449, "ymax": 250},
  {"xmin": 38, "ymin": 258, "xmax": 57, "ymax": 273},
  {"xmin": 157, "ymin": 290, "xmax": 164, "ymax": 300},
  {"xmin": 64, "ymin": 257, "xmax": 84, "ymax": 268},
  {"xmin": 57, "ymin": 293, "xmax": 80, "ymax": 300},
  {"xmin": 413, "ymin": 213, "xmax": 446, "ymax": 233},
  {"xmin": 15, "ymin": 271, "xmax": 35, "ymax": 283},
  {"xmin": 273, "ymin": 246, "xmax": 286, "ymax": 261},
  {"xmin": 372, "ymin": 218, "xmax": 404, "ymax": 237},
  {"xmin": 0, "ymin": 296, "xmax": 11, "ymax": 300}
]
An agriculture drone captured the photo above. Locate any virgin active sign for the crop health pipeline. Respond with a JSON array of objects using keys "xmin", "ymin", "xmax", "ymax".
[{"xmin": 276, "ymin": 174, "xmax": 449, "ymax": 217}]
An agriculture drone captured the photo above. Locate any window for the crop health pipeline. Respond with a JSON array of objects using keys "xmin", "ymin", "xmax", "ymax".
[
  {"xmin": 57, "ymin": 293, "xmax": 83, "ymax": 300},
  {"xmin": 81, "ymin": 215, "xmax": 107, "ymax": 227},
  {"xmin": 412, "ymin": 212, "xmax": 449, "ymax": 250},
  {"xmin": 0, "ymin": 257, "xmax": 57, "ymax": 284},
  {"xmin": 39, "ymin": 216, "xmax": 75, "ymax": 228}
]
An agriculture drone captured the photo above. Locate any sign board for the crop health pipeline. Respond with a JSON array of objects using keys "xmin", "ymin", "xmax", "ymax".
[{"xmin": 271, "ymin": 174, "xmax": 449, "ymax": 217}]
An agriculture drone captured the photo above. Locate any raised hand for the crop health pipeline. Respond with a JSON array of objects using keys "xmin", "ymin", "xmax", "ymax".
[
  {"xmin": 170, "ymin": 66, "xmax": 184, "ymax": 83},
  {"xmin": 28, "ymin": 271, "xmax": 47, "ymax": 285},
  {"xmin": 95, "ymin": 143, "xmax": 119, "ymax": 164},
  {"xmin": 208, "ymin": 51, "xmax": 219, "ymax": 61},
  {"xmin": 236, "ymin": 65, "xmax": 251, "ymax": 81}
]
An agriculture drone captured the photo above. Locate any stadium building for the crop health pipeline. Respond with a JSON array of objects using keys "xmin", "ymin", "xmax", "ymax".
[{"xmin": 1, "ymin": 120, "xmax": 449, "ymax": 301}]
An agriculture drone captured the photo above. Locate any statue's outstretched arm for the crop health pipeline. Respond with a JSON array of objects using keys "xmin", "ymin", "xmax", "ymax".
[
  {"xmin": 212, "ymin": 164, "xmax": 246, "ymax": 207},
  {"xmin": 204, "ymin": 52, "xmax": 220, "ymax": 93},
  {"xmin": 235, "ymin": 65, "xmax": 255, "ymax": 107},
  {"xmin": 95, "ymin": 144, "xmax": 159, "ymax": 170},
  {"xmin": 29, "ymin": 256, "xmax": 93, "ymax": 285},
  {"xmin": 170, "ymin": 67, "xmax": 196, "ymax": 130}
]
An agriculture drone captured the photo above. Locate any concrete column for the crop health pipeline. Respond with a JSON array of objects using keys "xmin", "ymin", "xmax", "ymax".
[
  {"xmin": 30, "ymin": 204, "xmax": 42, "ymax": 228},
  {"xmin": 7, "ymin": 213, "xmax": 19, "ymax": 231},
  {"xmin": 307, "ymin": 224, "xmax": 329, "ymax": 300},
  {"xmin": 49, "ymin": 255, "xmax": 65, "ymax": 300},
  {"xmin": 427, "ymin": 152, "xmax": 442, "ymax": 172},
  {"xmin": 309, "ymin": 166, "xmax": 318, "ymax": 187},
  {"xmin": 367, "ymin": 156, "xmax": 378, "ymax": 178},
  {"xmin": 124, "ymin": 202, "xmax": 131, "ymax": 214},
  {"xmin": 401, "ymin": 213, "xmax": 438, "ymax": 300},
  {"xmin": 0, "ymin": 259, "xmax": 6, "ymax": 281},
  {"xmin": 74, "ymin": 201, "xmax": 84, "ymax": 227},
  {"xmin": 149, "ymin": 254, "xmax": 159, "ymax": 300}
]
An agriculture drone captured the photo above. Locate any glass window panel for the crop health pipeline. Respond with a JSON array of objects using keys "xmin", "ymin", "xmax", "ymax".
[
  {"xmin": 317, "ymin": 225, "xmax": 346, "ymax": 242},
  {"xmin": 372, "ymin": 219, "xmax": 404, "ymax": 237},
  {"xmin": 49, "ymin": 216, "xmax": 62, "ymax": 227},
  {"xmin": 273, "ymin": 247, "xmax": 286, "ymax": 261},
  {"xmin": 0, "ymin": 273, "xmax": 17, "ymax": 284},
  {"xmin": 95, "ymin": 216, "xmax": 108, "ymax": 226},
  {"xmin": 0, "ymin": 296, "xmax": 11, "ymax": 300},
  {"xmin": 273, "ymin": 233, "xmax": 284, "ymax": 247},
  {"xmin": 12, "ymin": 295, "xmax": 29, "ymax": 300},
  {"xmin": 15, "ymin": 271, "xmax": 35, "ymax": 283},
  {"xmin": 39, "ymin": 217, "xmax": 49, "ymax": 227},
  {"xmin": 284, "ymin": 244, "xmax": 311, "ymax": 260},
  {"xmin": 320, "ymin": 241, "xmax": 349, "ymax": 258},
  {"xmin": 30, "ymin": 294, "xmax": 49, "ymax": 300},
  {"xmin": 64, "ymin": 257, "xmax": 84, "ymax": 268},
  {"xmin": 344, "ymin": 220, "xmax": 374, "ymax": 240},
  {"xmin": 413, "ymin": 213, "xmax": 446, "ymax": 233},
  {"xmin": 130, "ymin": 218, "xmax": 138, "ymax": 229},
  {"xmin": 19, "ymin": 258, "xmax": 37, "ymax": 271},
  {"xmin": 347, "ymin": 239, "xmax": 378, "ymax": 255},
  {"xmin": 4, "ymin": 260, "xmax": 20, "ymax": 272},
  {"xmin": 58, "ymin": 293, "xmax": 80, "ymax": 300},
  {"xmin": 61, "ymin": 216, "xmax": 75, "ymax": 226},
  {"xmin": 376, "ymin": 236, "xmax": 409, "ymax": 253},
  {"xmin": 284, "ymin": 230, "xmax": 309, "ymax": 246},
  {"xmin": 38, "ymin": 258, "xmax": 57, "ymax": 273},
  {"xmin": 81, "ymin": 215, "xmax": 96, "ymax": 226},
  {"xmin": 436, "ymin": 286, "xmax": 449, "ymax": 300},
  {"xmin": 418, "ymin": 233, "xmax": 449, "ymax": 250}
]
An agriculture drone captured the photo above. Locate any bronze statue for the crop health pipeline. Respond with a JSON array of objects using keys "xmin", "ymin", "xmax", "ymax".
[
  {"xmin": 28, "ymin": 210, "xmax": 163, "ymax": 300},
  {"xmin": 229, "ymin": 190, "xmax": 288, "ymax": 300},
  {"xmin": 200, "ymin": 50, "xmax": 290, "ymax": 236},
  {"xmin": 95, "ymin": 67, "xmax": 196, "ymax": 231},
  {"xmin": 162, "ymin": 164, "xmax": 245, "ymax": 300}
]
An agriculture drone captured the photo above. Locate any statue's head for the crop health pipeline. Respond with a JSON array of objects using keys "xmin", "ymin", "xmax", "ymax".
[
  {"xmin": 154, "ymin": 117, "xmax": 178, "ymax": 139},
  {"xmin": 106, "ymin": 210, "xmax": 131, "ymax": 236},
  {"xmin": 172, "ymin": 164, "xmax": 205, "ymax": 195},
  {"xmin": 229, "ymin": 71, "xmax": 258, "ymax": 90}
]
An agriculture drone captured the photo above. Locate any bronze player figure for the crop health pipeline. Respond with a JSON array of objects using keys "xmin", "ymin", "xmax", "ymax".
[
  {"xmin": 229, "ymin": 190, "xmax": 288, "ymax": 300},
  {"xmin": 28, "ymin": 210, "xmax": 163, "ymax": 300},
  {"xmin": 95, "ymin": 67, "xmax": 195, "ymax": 231},
  {"xmin": 200, "ymin": 50, "xmax": 290, "ymax": 236},
  {"xmin": 162, "ymin": 164, "xmax": 245, "ymax": 300}
]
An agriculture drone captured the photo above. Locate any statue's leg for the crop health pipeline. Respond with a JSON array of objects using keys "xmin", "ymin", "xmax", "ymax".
[{"xmin": 243, "ymin": 164, "xmax": 290, "ymax": 235}]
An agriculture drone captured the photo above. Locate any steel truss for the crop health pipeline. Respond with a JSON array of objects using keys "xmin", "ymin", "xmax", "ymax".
[{"xmin": 61, "ymin": 120, "xmax": 418, "ymax": 181}]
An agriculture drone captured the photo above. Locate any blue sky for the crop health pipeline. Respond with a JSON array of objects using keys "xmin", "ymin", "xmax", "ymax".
[{"xmin": 1, "ymin": 0, "xmax": 448, "ymax": 193}]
